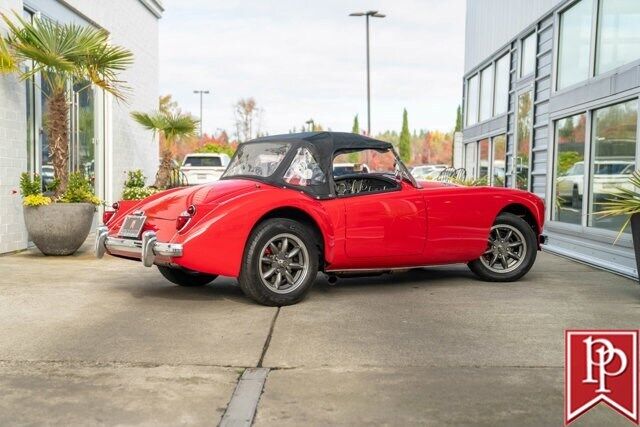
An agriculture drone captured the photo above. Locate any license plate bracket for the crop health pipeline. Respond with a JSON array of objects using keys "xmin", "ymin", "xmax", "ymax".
[{"xmin": 118, "ymin": 215, "xmax": 147, "ymax": 239}]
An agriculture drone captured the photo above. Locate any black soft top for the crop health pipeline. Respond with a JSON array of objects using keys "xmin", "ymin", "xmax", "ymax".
[{"xmin": 221, "ymin": 132, "xmax": 396, "ymax": 198}]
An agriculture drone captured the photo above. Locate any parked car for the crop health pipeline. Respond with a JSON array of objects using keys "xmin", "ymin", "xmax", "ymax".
[
  {"xmin": 411, "ymin": 164, "xmax": 448, "ymax": 180},
  {"xmin": 333, "ymin": 162, "xmax": 370, "ymax": 176},
  {"xmin": 96, "ymin": 132, "xmax": 545, "ymax": 306},
  {"xmin": 556, "ymin": 159, "xmax": 634, "ymax": 208},
  {"xmin": 180, "ymin": 153, "xmax": 231, "ymax": 185}
]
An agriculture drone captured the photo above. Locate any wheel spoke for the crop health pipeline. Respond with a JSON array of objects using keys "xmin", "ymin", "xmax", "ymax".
[
  {"xmin": 508, "ymin": 241, "xmax": 523, "ymax": 248},
  {"xmin": 505, "ymin": 230, "xmax": 513, "ymax": 241},
  {"xmin": 483, "ymin": 248, "xmax": 493, "ymax": 255},
  {"xmin": 269, "ymin": 242, "xmax": 279, "ymax": 253},
  {"xmin": 284, "ymin": 270, "xmax": 295, "ymax": 285},
  {"xmin": 289, "ymin": 263, "xmax": 303, "ymax": 270},
  {"xmin": 261, "ymin": 257, "xmax": 272, "ymax": 263},
  {"xmin": 507, "ymin": 250, "xmax": 521, "ymax": 261},
  {"xmin": 274, "ymin": 271, "xmax": 282, "ymax": 289},
  {"xmin": 500, "ymin": 254, "xmax": 508, "ymax": 269},
  {"xmin": 286, "ymin": 247, "xmax": 301, "ymax": 259},
  {"xmin": 490, "ymin": 253, "xmax": 499, "ymax": 267},
  {"xmin": 280, "ymin": 238, "xmax": 289, "ymax": 254},
  {"xmin": 262, "ymin": 267, "xmax": 276, "ymax": 279}
]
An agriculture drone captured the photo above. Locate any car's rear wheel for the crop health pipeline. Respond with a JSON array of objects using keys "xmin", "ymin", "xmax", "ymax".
[
  {"xmin": 467, "ymin": 213, "xmax": 537, "ymax": 282},
  {"xmin": 157, "ymin": 266, "xmax": 218, "ymax": 287},
  {"xmin": 238, "ymin": 218, "xmax": 318, "ymax": 306}
]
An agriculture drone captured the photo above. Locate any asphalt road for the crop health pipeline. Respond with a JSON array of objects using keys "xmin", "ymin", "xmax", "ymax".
[{"xmin": 0, "ymin": 243, "xmax": 638, "ymax": 426}]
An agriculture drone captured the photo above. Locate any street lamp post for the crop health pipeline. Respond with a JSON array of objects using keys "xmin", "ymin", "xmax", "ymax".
[
  {"xmin": 193, "ymin": 89, "xmax": 210, "ymax": 137},
  {"xmin": 349, "ymin": 10, "xmax": 385, "ymax": 137}
]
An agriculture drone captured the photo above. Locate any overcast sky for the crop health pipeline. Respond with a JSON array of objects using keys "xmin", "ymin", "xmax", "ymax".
[{"xmin": 159, "ymin": 0, "xmax": 466, "ymax": 137}]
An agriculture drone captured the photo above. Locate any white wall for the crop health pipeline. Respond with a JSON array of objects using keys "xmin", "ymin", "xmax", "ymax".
[{"xmin": 0, "ymin": 0, "xmax": 29, "ymax": 253}]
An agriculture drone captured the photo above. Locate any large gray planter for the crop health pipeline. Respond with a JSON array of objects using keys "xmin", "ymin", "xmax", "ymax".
[{"xmin": 23, "ymin": 203, "xmax": 95, "ymax": 255}]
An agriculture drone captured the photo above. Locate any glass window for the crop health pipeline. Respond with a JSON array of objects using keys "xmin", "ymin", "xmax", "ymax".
[
  {"xmin": 479, "ymin": 66, "xmax": 493, "ymax": 122},
  {"xmin": 184, "ymin": 155, "xmax": 223, "ymax": 167},
  {"xmin": 284, "ymin": 147, "xmax": 326, "ymax": 186},
  {"xmin": 516, "ymin": 91, "xmax": 533, "ymax": 190},
  {"xmin": 466, "ymin": 75, "xmax": 479, "ymax": 126},
  {"xmin": 589, "ymin": 100, "xmax": 637, "ymax": 232},
  {"xmin": 492, "ymin": 134, "xmax": 506, "ymax": 186},
  {"xmin": 464, "ymin": 142, "xmax": 477, "ymax": 178},
  {"xmin": 596, "ymin": 0, "xmax": 640, "ymax": 75},
  {"xmin": 553, "ymin": 114, "xmax": 587, "ymax": 224},
  {"xmin": 493, "ymin": 54, "xmax": 510, "ymax": 115},
  {"xmin": 558, "ymin": 0, "xmax": 593, "ymax": 89},
  {"xmin": 520, "ymin": 32, "xmax": 536, "ymax": 77},
  {"xmin": 223, "ymin": 142, "xmax": 290, "ymax": 178},
  {"xmin": 478, "ymin": 139, "xmax": 490, "ymax": 180}
]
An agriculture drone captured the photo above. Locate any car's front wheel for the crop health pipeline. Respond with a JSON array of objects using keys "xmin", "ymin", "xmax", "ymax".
[
  {"xmin": 238, "ymin": 218, "xmax": 319, "ymax": 306},
  {"xmin": 467, "ymin": 213, "xmax": 537, "ymax": 282},
  {"xmin": 157, "ymin": 266, "xmax": 218, "ymax": 287}
]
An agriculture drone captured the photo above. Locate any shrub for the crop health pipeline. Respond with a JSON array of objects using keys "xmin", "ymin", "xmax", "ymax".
[
  {"xmin": 59, "ymin": 172, "xmax": 101, "ymax": 205},
  {"xmin": 19, "ymin": 172, "xmax": 41, "ymax": 197},
  {"xmin": 122, "ymin": 170, "xmax": 157, "ymax": 200},
  {"xmin": 23, "ymin": 194, "xmax": 52, "ymax": 206},
  {"xmin": 197, "ymin": 142, "xmax": 236, "ymax": 157}
]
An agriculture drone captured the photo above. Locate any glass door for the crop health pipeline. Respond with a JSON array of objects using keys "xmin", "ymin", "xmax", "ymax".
[
  {"xmin": 515, "ymin": 90, "xmax": 533, "ymax": 190},
  {"xmin": 70, "ymin": 80, "xmax": 96, "ymax": 192}
]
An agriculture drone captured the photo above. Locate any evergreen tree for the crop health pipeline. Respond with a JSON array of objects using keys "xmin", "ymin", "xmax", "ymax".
[
  {"xmin": 352, "ymin": 114, "xmax": 360, "ymax": 134},
  {"xmin": 455, "ymin": 105, "xmax": 463, "ymax": 132},
  {"xmin": 399, "ymin": 109, "xmax": 411, "ymax": 162}
]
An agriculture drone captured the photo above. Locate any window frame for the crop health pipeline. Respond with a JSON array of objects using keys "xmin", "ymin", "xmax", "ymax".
[
  {"xmin": 493, "ymin": 53, "xmax": 510, "ymax": 116},
  {"xmin": 465, "ymin": 74, "xmax": 480, "ymax": 126},
  {"xmin": 479, "ymin": 65, "xmax": 494, "ymax": 122},
  {"xmin": 514, "ymin": 88, "xmax": 534, "ymax": 191}
]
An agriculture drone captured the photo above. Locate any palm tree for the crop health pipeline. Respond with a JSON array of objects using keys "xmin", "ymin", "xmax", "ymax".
[
  {"xmin": 0, "ymin": 13, "xmax": 133, "ymax": 196},
  {"xmin": 131, "ymin": 111, "xmax": 198, "ymax": 188}
]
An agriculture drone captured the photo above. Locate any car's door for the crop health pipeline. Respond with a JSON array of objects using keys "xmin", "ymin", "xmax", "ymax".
[{"xmin": 342, "ymin": 182, "xmax": 427, "ymax": 259}]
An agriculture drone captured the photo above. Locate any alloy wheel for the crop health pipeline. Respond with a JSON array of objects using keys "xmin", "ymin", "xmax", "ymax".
[
  {"xmin": 479, "ymin": 224, "xmax": 527, "ymax": 274},
  {"xmin": 258, "ymin": 233, "xmax": 310, "ymax": 294}
]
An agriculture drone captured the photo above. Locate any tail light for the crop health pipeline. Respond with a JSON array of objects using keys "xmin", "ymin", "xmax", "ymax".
[
  {"xmin": 176, "ymin": 205, "xmax": 197, "ymax": 231},
  {"xmin": 102, "ymin": 202, "xmax": 120, "ymax": 224}
]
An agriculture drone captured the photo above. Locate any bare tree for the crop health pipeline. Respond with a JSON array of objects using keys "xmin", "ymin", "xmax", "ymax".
[{"xmin": 234, "ymin": 98, "xmax": 262, "ymax": 142}]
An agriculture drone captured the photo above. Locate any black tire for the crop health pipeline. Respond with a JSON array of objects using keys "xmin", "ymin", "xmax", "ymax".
[
  {"xmin": 571, "ymin": 186, "xmax": 581, "ymax": 209},
  {"xmin": 157, "ymin": 266, "xmax": 217, "ymax": 287},
  {"xmin": 468, "ymin": 212, "xmax": 537, "ymax": 282},
  {"xmin": 238, "ymin": 218, "xmax": 319, "ymax": 306}
]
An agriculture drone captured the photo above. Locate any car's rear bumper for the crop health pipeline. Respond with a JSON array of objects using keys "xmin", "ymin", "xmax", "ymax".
[{"xmin": 95, "ymin": 226, "xmax": 183, "ymax": 267}]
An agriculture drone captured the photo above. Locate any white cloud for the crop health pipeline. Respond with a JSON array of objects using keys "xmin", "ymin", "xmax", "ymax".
[{"xmin": 159, "ymin": 0, "xmax": 466, "ymax": 136}]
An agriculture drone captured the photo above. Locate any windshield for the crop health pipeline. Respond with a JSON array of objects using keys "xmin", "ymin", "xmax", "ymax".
[
  {"xmin": 183, "ymin": 156, "xmax": 222, "ymax": 167},
  {"xmin": 223, "ymin": 142, "xmax": 291, "ymax": 178}
]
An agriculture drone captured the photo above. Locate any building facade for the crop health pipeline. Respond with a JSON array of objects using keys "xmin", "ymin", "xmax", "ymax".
[
  {"xmin": 0, "ymin": 0, "xmax": 162, "ymax": 254},
  {"xmin": 463, "ymin": 0, "xmax": 640, "ymax": 278}
]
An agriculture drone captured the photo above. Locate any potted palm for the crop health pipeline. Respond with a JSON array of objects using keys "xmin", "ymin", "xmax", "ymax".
[
  {"xmin": 599, "ymin": 170, "xmax": 640, "ymax": 279},
  {"xmin": 0, "ymin": 13, "xmax": 133, "ymax": 255},
  {"xmin": 131, "ymin": 110, "xmax": 198, "ymax": 188}
]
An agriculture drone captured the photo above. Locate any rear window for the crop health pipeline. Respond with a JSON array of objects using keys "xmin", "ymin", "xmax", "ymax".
[{"xmin": 183, "ymin": 156, "xmax": 223, "ymax": 167}]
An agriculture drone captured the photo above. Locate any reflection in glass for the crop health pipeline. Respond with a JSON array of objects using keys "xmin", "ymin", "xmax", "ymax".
[
  {"xmin": 478, "ymin": 139, "xmax": 489, "ymax": 180},
  {"xmin": 40, "ymin": 73, "xmax": 54, "ymax": 192},
  {"xmin": 554, "ymin": 114, "xmax": 586, "ymax": 224},
  {"xmin": 596, "ymin": 0, "xmax": 640, "ymax": 75},
  {"xmin": 479, "ymin": 66, "xmax": 493, "ymax": 122},
  {"xmin": 494, "ymin": 54, "xmax": 510, "ymax": 116},
  {"xmin": 223, "ymin": 142, "xmax": 291, "ymax": 178},
  {"xmin": 520, "ymin": 33, "xmax": 536, "ymax": 77},
  {"xmin": 516, "ymin": 91, "xmax": 533, "ymax": 190},
  {"xmin": 492, "ymin": 135, "xmax": 506, "ymax": 187},
  {"xmin": 466, "ymin": 75, "xmax": 479, "ymax": 126},
  {"xmin": 73, "ymin": 80, "xmax": 95, "ymax": 189},
  {"xmin": 464, "ymin": 142, "xmax": 477, "ymax": 178},
  {"xmin": 558, "ymin": 0, "xmax": 593, "ymax": 89},
  {"xmin": 590, "ymin": 100, "xmax": 637, "ymax": 232}
]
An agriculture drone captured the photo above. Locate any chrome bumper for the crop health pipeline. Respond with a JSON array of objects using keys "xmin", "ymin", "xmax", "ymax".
[{"xmin": 95, "ymin": 226, "xmax": 183, "ymax": 267}]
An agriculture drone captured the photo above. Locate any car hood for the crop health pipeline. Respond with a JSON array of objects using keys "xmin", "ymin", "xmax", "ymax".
[{"xmin": 135, "ymin": 179, "xmax": 260, "ymax": 220}]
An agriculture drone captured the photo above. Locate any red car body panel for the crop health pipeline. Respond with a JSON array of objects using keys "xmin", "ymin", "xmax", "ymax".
[{"xmin": 104, "ymin": 178, "xmax": 545, "ymax": 277}]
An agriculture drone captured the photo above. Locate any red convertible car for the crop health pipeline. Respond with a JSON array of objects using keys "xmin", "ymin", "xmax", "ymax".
[{"xmin": 96, "ymin": 132, "xmax": 546, "ymax": 306}]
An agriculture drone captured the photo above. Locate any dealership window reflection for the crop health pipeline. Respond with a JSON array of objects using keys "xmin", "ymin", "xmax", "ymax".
[
  {"xmin": 557, "ymin": 0, "xmax": 593, "ymax": 90},
  {"xmin": 478, "ymin": 139, "xmax": 490, "ymax": 181},
  {"xmin": 520, "ymin": 32, "xmax": 536, "ymax": 77},
  {"xmin": 479, "ymin": 66, "xmax": 493, "ymax": 122},
  {"xmin": 516, "ymin": 91, "xmax": 533, "ymax": 190},
  {"xmin": 596, "ymin": 0, "xmax": 640, "ymax": 75},
  {"xmin": 589, "ymin": 100, "xmax": 637, "ymax": 232},
  {"xmin": 492, "ymin": 135, "xmax": 506, "ymax": 187},
  {"xmin": 466, "ymin": 75, "xmax": 479, "ymax": 126},
  {"xmin": 553, "ymin": 114, "xmax": 586, "ymax": 224}
]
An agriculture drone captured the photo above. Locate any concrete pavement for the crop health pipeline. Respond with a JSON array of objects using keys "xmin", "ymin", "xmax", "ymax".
[{"xmin": 0, "ymin": 243, "xmax": 638, "ymax": 426}]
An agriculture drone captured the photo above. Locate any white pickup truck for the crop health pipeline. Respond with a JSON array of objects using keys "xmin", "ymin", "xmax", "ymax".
[{"xmin": 180, "ymin": 153, "xmax": 231, "ymax": 185}]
